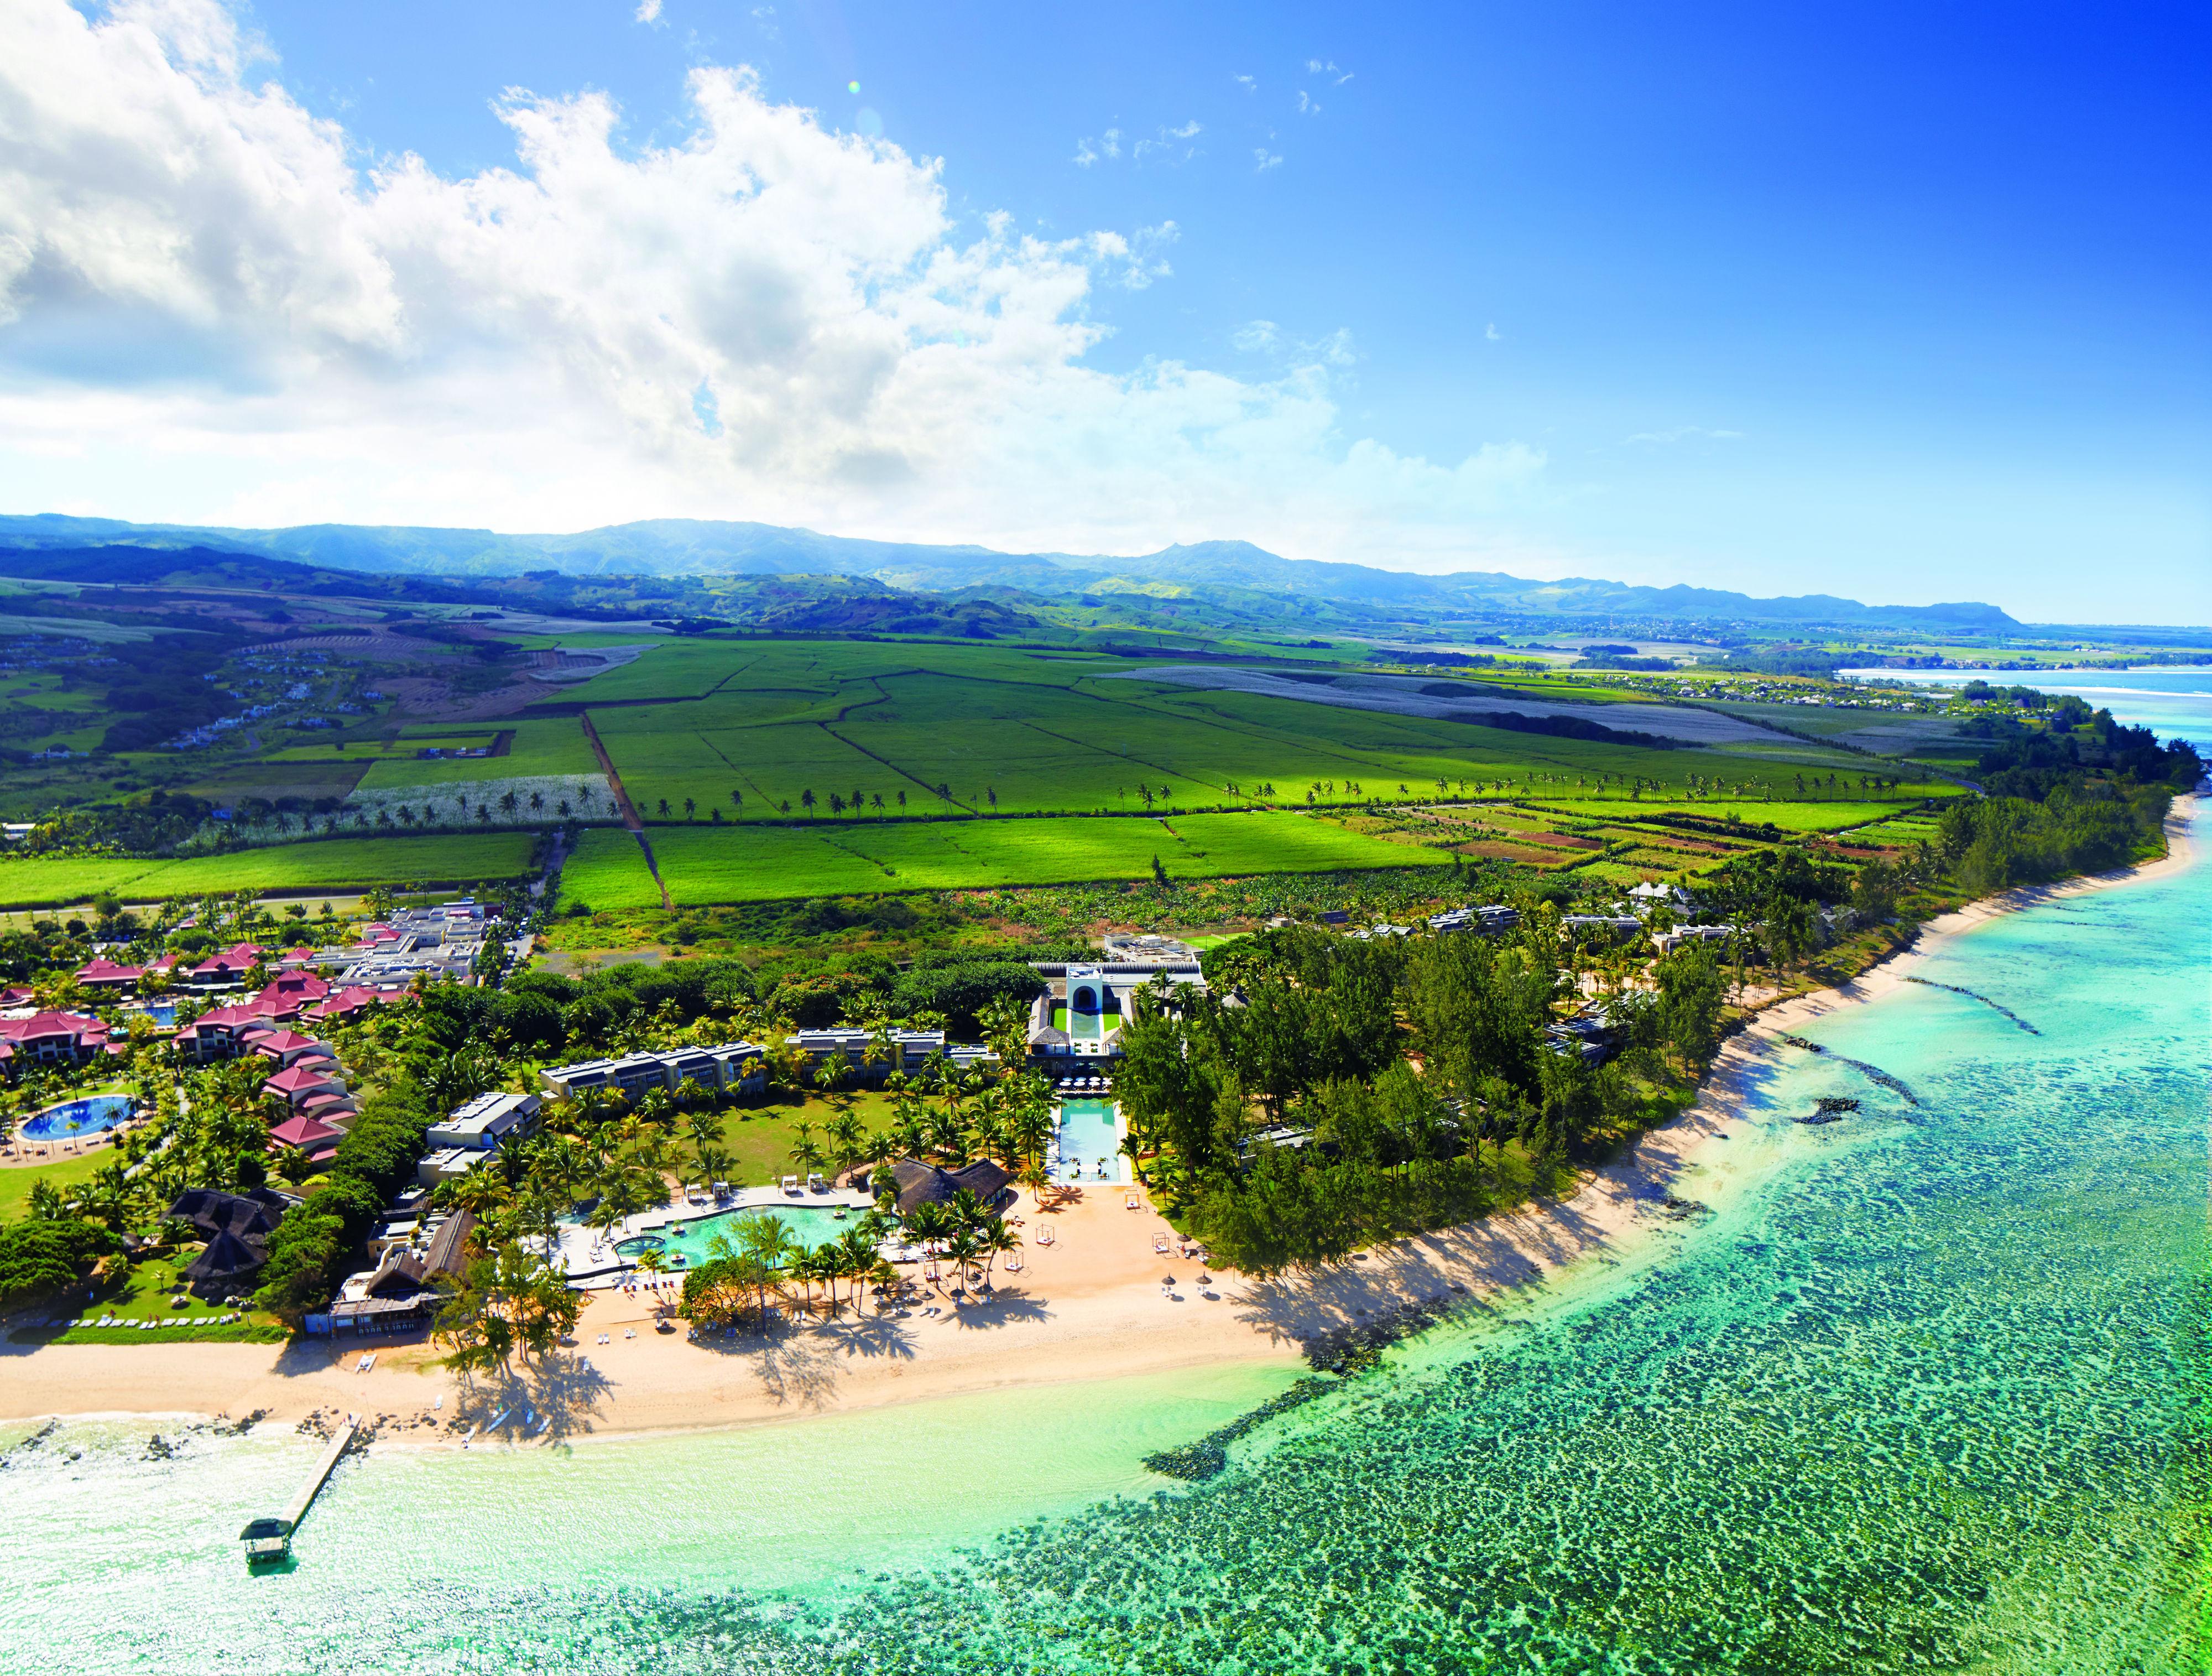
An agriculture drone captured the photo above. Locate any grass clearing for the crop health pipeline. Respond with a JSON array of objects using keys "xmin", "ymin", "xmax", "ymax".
[
  {"xmin": 568, "ymin": 810, "xmax": 1454, "ymax": 907},
  {"xmin": 0, "ymin": 1148, "xmax": 108, "ymax": 1222}
]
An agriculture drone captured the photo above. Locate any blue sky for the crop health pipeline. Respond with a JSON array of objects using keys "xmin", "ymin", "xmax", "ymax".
[{"xmin": 1, "ymin": 0, "xmax": 2205, "ymax": 621}]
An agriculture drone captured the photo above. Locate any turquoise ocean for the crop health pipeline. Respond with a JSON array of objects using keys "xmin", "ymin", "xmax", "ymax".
[{"xmin": 2, "ymin": 680, "xmax": 2205, "ymax": 1673}]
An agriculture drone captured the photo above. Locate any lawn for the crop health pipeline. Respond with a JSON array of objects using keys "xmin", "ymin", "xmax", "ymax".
[
  {"xmin": 0, "ymin": 1148, "xmax": 107, "ymax": 1222},
  {"xmin": 12, "ymin": 1246, "xmax": 287, "ymax": 1343},
  {"xmin": 679, "ymin": 1089, "xmax": 902, "ymax": 1190},
  {"xmin": 0, "ymin": 832, "xmax": 536, "ymax": 908},
  {"xmin": 566, "ymin": 809, "xmax": 1455, "ymax": 908}
]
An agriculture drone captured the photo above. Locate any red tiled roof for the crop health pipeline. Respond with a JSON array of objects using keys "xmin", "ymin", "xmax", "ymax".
[
  {"xmin": 249, "ymin": 1029, "xmax": 320, "ymax": 1054},
  {"xmin": 0, "ymin": 1010, "xmax": 104, "ymax": 1042},
  {"xmin": 75, "ymin": 959, "xmax": 144, "ymax": 984},
  {"xmin": 181, "ymin": 1004, "xmax": 258, "ymax": 1033},
  {"xmin": 264, "ymin": 1064, "xmax": 340, "ymax": 1095},
  {"xmin": 308, "ymin": 986, "xmax": 385, "ymax": 1018},
  {"xmin": 259, "ymin": 972, "xmax": 330, "ymax": 1001},
  {"xmin": 267, "ymin": 1112, "xmax": 343, "ymax": 1149}
]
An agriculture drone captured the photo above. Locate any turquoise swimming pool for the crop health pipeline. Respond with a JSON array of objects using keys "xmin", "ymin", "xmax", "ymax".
[
  {"xmin": 615, "ymin": 1203, "xmax": 860, "ymax": 1264},
  {"xmin": 21, "ymin": 1095, "xmax": 134, "ymax": 1141},
  {"xmin": 1054, "ymin": 1098, "xmax": 1126, "ymax": 1183}
]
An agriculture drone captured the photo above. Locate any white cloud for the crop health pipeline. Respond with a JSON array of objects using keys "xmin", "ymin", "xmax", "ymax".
[
  {"xmin": 1233, "ymin": 73, "xmax": 1255, "ymax": 92},
  {"xmin": 1073, "ymin": 137, "xmax": 1098, "ymax": 167},
  {"xmin": 1296, "ymin": 90, "xmax": 1319, "ymax": 116},
  {"xmin": 634, "ymin": 0, "xmax": 662, "ymax": 22},
  {"xmin": 1486, "ymin": 322, "xmax": 1501, "ymax": 342},
  {"xmin": 1254, "ymin": 148, "xmax": 1283, "ymax": 171},
  {"xmin": 0, "ymin": 0, "xmax": 1552, "ymax": 572},
  {"xmin": 1626, "ymin": 426, "xmax": 1745, "ymax": 444},
  {"xmin": 1232, "ymin": 320, "xmax": 1279, "ymax": 352},
  {"xmin": 1132, "ymin": 120, "xmax": 1201, "ymax": 163}
]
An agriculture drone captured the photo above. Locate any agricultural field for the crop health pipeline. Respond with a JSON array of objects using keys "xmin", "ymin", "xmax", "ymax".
[
  {"xmin": 357, "ymin": 719, "xmax": 599, "ymax": 789},
  {"xmin": 564, "ymin": 810, "xmax": 1455, "ymax": 909},
  {"xmin": 0, "ymin": 832, "xmax": 535, "ymax": 909},
  {"xmin": 576, "ymin": 639, "xmax": 1931, "ymax": 827},
  {"xmin": 1516, "ymin": 797, "xmax": 1937, "ymax": 832}
]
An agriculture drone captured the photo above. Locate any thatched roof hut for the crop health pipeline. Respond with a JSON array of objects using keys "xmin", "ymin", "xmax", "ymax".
[
  {"xmin": 182, "ymin": 1229, "xmax": 265, "ymax": 1293},
  {"xmin": 887, "ymin": 1158, "xmax": 1011, "ymax": 1218}
]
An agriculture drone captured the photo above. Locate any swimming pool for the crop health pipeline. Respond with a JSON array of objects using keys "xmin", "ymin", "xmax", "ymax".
[
  {"xmin": 1054, "ymin": 1098, "xmax": 1126, "ymax": 1182},
  {"xmin": 614, "ymin": 1203, "xmax": 862, "ymax": 1264},
  {"xmin": 20, "ymin": 1095, "xmax": 134, "ymax": 1142}
]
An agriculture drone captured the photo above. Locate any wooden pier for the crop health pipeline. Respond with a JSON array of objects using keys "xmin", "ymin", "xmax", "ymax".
[{"xmin": 241, "ymin": 1416, "xmax": 357, "ymax": 1564}]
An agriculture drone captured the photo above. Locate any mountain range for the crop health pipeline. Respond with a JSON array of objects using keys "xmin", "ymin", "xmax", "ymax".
[{"xmin": 0, "ymin": 512, "xmax": 2021, "ymax": 634}]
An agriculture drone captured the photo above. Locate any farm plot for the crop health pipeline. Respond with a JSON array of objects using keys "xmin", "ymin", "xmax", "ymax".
[
  {"xmin": 358, "ymin": 719, "xmax": 598, "ymax": 789},
  {"xmin": 1522, "ymin": 798, "xmax": 1929, "ymax": 832},
  {"xmin": 596, "ymin": 810, "xmax": 1454, "ymax": 907},
  {"xmin": 0, "ymin": 834, "xmax": 534, "ymax": 908}
]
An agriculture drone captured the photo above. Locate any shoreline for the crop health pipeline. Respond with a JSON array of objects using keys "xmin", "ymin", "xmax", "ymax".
[{"xmin": 3, "ymin": 795, "xmax": 2195, "ymax": 1447}]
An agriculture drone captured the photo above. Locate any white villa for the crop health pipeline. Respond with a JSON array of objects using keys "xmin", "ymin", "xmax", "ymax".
[
  {"xmin": 538, "ymin": 1042, "xmax": 769, "ymax": 1104},
  {"xmin": 1025, "ymin": 958, "xmax": 1206, "ymax": 1059}
]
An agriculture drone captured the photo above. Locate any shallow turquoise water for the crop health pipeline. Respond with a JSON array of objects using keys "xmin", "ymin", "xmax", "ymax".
[
  {"xmin": 20, "ymin": 1093, "xmax": 133, "ymax": 1140},
  {"xmin": 1055, "ymin": 1097, "xmax": 1128, "ymax": 1182},
  {"xmin": 615, "ymin": 1203, "xmax": 856, "ymax": 1261}
]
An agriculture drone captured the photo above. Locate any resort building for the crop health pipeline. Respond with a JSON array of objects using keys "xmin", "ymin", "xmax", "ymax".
[
  {"xmin": 167, "ymin": 1185, "xmax": 299, "ymax": 1296},
  {"xmin": 74, "ymin": 956, "xmax": 147, "ymax": 994},
  {"xmin": 427, "ymin": 1090, "xmax": 542, "ymax": 1152},
  {"xmin": 885, "ymin": 1157, "xmax": 1013, "ymax": 1217},
  {"xmin": 306, "ymin": 985, "xmax": 395, "ymax": 1023},
  {"xmin": 782, "ymin": 1027, "xmax": 972, "ymax": 1081},
  {"xmin": 246, "ymin": 1028, "xmax": 338, "ymax": 1070},
  {"xmin": 262, "ymin": 1061, "xmax": 348, "ymax": 1113},
  {"xmin": 1651, "ymin": 924, "xmax": 1735, "ymax": 956},
  {"xmin": 184, "ymin": 943, "xmax": 264, "ymax": 988},
  {"xmin": 538, "ymin": 1041, "xmax": 768, "ymax": 1103},
  {"xmin": 415, "ymin": 1148, "xmax": 478, "ymax": 1188},
  {"xmin": 0, "ymin": 1009, "xmax": 116, "ymax": 1074},
  {"xmin": 1427, "ymin": 904, "xmax": 1522, "ymax": 935},
  {"xmin": 266, "ymin": 1111, "xmax": 345, "ymax": 1164},
  {"xmin": 327, "ymin": 1209, "xmax": 475, "ymax": 1334},
  {"xmin": 1025, "ymin": 959, "xmax": 1206, "ymax": 1060}
]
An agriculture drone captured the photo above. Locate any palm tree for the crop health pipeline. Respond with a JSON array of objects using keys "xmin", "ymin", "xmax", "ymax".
[
  {"xmin": 978, "ymin": 1220, "xmax": 1020, "ymax": 1288},
  {"xmin": 788, "ymin": 1122, "xmax": 825, "ymax": 1181},
  {"xmin": 943, "ymin": 1228, "xmax": 981, "ymax": 1297},
  {"xmin": 836, "ymin": 1227, "xmax": 879, "ymax": 1309},
  {"xmin": 823, "ymin": 1110, "xmax": 866, "ymax": 1180},
  {"xmin": 905, "ymin": 1200, "xmax": 953, "ymax": 1270}
]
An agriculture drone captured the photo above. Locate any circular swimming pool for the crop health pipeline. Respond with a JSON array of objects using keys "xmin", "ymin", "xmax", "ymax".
[{"xmin": 20, "ymin": 1095, "xmax": 135, "ymax": 1142}]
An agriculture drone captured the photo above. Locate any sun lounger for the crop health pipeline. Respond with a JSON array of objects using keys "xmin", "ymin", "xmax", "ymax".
[
  {"xmin": 1153, "ymin": 1235, "xmax": 1170, "ymax": 1253},
  {"xmin": 1005, "ymin": 1258, "xmax": 1023, "ymax": 1273},
  {"xmin": 1036, "ymin": 1227, "xmax": 1055, "ymax": 1246},
  {"xmin": 624, "ymin": 1328, "xmax": 636, "ymax": 1339},
  {"xmin": 1125, "ymin": 1193, "xmax": 1140, "ymax": 1210},
  {"xmin": 781, "ymin": 1174, "xmax": 800, "ymax": 1194},
  {"xmin": 597, "ymin": 1333, "xmax": 611, "ymax": 1345}
]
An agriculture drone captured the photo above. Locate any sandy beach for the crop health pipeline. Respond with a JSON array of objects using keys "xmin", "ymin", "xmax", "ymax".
[{"xmin": 3, "ymin": 797, "xmax": 2193, "ymax": 1444}]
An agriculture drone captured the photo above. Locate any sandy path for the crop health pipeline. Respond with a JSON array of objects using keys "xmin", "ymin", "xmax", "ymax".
[{"xmin": 4, "ymin": 797, "xmax": 2192, "ymax": 1443}]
